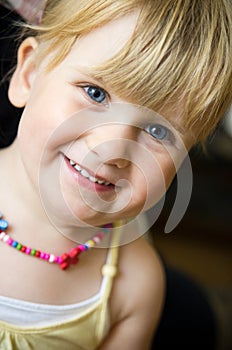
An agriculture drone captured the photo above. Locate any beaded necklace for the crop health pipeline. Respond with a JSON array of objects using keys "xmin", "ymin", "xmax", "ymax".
[{"xmin": 0, "ymin": 212, "xmax": 112, "ymax": 270}]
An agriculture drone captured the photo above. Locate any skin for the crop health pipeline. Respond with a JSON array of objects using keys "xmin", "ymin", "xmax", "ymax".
[{"xmin": 0, "ymin": 13, "xmax": 195, "ymax": 349}]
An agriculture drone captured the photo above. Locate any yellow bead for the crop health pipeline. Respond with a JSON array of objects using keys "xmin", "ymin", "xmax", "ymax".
[{"xmin": 86, "ymin": 240, "xmax": 95, "ymax": 247}]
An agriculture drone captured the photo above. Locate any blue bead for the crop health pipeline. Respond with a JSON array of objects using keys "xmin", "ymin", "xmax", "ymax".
[
  {"xmin": 0, "ymin": 219, "xmax": 8, "ymax": 230},
  {"xmin": 84, "ymin": 244, "xmax": 89, "ymax": 250},
  {"xmin": 12, "ymin": 241, "xmax": 18, "ymax": 248}
]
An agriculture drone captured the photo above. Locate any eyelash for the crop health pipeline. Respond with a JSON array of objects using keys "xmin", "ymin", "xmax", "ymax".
[{"xmin": 145, "ymin": 124, "xmax": 175, "ymax": 144}]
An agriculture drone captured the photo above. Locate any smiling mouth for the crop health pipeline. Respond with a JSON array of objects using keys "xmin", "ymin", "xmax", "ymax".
[{"xmin": 67, "ymin": 157, "xmax": 113, "ymax": 186}]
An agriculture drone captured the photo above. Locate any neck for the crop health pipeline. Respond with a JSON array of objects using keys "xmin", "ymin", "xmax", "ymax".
[{"xmin": 0, "ymin": 140, "xmax": 47, "ymax": 215}]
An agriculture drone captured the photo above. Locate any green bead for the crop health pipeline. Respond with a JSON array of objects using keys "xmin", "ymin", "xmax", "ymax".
[
  {"xmin": 31, "ymin": 249, "xmax": 36, "ymax": 256},
  {"xmin": 16, "ymin": 243, "xmax": 22, "ymax": 250}
]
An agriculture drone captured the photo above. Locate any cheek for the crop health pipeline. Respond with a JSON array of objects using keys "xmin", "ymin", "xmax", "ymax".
[
  {"xmin": 161, "ymin": 160, "xmax": 177, "ymax": 188},
  {"xmin": 124, "ymin": 162, "xmax": 165, "ymax": 214},
  {"xmin": 136, "ymin": 153, "xmax": 177, "ymax": 211},
  {"xmin": 17, "ymin": 106, "xmax": 51, "ymax": 177},
  {"xmin": 17, "ymin": 82, "xmax": 77, "ymax": 157}
]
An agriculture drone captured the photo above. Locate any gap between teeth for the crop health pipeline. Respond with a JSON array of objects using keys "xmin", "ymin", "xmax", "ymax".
[{"xmin": 69, "ymin": 159, "xmax": 110, "ymax": 185}]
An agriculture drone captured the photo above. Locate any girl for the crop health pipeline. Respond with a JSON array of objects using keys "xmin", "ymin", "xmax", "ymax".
[{"xmin": 0, "ymin": 1, "xmax": 231, "ymax": 349}]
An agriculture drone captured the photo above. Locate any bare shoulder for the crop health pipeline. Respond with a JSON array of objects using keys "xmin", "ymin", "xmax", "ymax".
[
  {"xmin": 119, "ymin": 236, "xmax": 164, "ymax": 290},
  {"xmin": 119, "ymin": 236, "xmax": 165, "ymax": 311},
  {"xmin": 109, "ymin": 236, "xmax": 165, "ymax": 338},
  {"xmin": 100, "ymin": 237, "xmax": 165, "ymax": 349}
]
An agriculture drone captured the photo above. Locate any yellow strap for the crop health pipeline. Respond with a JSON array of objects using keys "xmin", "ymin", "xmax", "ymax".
[{"xmin": 96, "ymin": 221, "xmax": 123, "ymax": 341}]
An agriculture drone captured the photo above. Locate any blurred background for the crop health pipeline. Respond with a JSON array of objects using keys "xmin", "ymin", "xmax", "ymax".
[{"xmin": 150, "ymin": 109, "xmax": 232, "ymax": 350}]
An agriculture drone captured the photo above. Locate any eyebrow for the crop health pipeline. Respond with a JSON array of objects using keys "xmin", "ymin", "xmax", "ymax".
[
  {"xmin": 139, "ymin": 106, "xmax": 187, "ymax": 136},
  {"xmin": 71, "ymin": 66, "xmax": 108, "ymax": 88}
]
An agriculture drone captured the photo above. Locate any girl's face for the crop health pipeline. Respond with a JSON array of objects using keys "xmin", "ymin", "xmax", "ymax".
[{"xmin": 10, "ymin": 13, "xmax": 194, "ymax": 232}]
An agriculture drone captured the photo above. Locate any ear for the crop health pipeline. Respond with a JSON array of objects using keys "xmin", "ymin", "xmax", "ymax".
[{"xmin": 8, "ymin": 37, "xmax": 38, "ymax": 108}]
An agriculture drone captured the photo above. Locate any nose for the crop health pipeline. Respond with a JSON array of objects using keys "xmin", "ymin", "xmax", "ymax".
[{"xmin": 86, "ymin": 124, "xmax": 137, "ymax": 168}]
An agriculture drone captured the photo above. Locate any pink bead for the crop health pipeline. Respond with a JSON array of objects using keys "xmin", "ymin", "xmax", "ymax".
[
  {"xmin": 40, "ymin": 252, "xmax": 45, "ymax": 259},
  {"xmin": 93, "ymin": 237, "xmax": 100, "ymax": 244},
  {"xmin": 97, "ymin": 232, "xmax": 104, "ymax": 239},
  {"xmin": 45, "ymin": 254, "xmax": 50, "ymax": 260},
  {"xmin": 26, "ymin": 247, "xmax": 31, "ymax": 254},
  {"xmin": 78, "ymin": 245, "xmax": 85, "ymax": 252},
  {"xmin": 54, "ymin": 256, "xmax": 62, "ymax": 264},
  {"xmin": 7, "ymin": 238, "xmax": 13, "ymax": 245}
]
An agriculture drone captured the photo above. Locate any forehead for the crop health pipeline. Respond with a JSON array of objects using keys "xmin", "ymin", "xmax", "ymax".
[{"xmin": 63, "ymin": 12, "xmax": 138, "ymax": 67}]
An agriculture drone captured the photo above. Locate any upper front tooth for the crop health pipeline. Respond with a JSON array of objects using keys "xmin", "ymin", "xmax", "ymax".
[
  {"xmin": 89, "ymin": 176, "xmax": 97, "ymax": 183},
  {"xmin": 81, "ymin": 169, "xmax": 90, "ymax": 178},
  {"xmin": 70, "ymin": 160, "xmax": 111, "ymax": 185},
  {"xmin": 74, "ymin": 164, "xmax": 81, "ymax": 172}
]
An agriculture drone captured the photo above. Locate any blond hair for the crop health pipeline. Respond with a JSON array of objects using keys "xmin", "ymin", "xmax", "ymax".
[{"xmin": 25, "ymin": 0, "xmax": 232, "ymax": 141}]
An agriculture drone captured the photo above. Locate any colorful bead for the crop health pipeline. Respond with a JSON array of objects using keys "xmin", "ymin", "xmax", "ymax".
[
  {"xmin": 54, "ymin": 256, "xmax": 60, "ymax": 263},
  {"xmin": 31, "ymin": 249, "xmax": 36, "ymax": 256},
  {"xmin": 0, "ymin": 212, "xmax": 112, "ymax": 271},
  {"xmin": 60, "ymin": 261, "xmax": 69, "ymax": 270},
  {"xmin": 21, "ymin": 246, "xmax": 26, "ymax": 253},
  {"xmin": 3, "ymin": 234, "xmax": 9, "ymax": 242},
  {"xmin": 49, "ymin": 254, "xmax": 55, "ymax": 263},
  {"xmin": 0, "ymin": 232, "xmax": 6, "ymax": 240},
  {"xmin": 86, "ymin": 240, "xmax": 95, "ymax": 247},
  {"xmin": 0, "ymin": 219, "xmax": 8, "ymax": 231},
  {"xmin": 93, "ymin": 236, "xmax": 100, "ymax": 244},
  {"xmin": 78, "ymin": 245, "xmax": 85, "ymax": 252},
  {"xmin": 69, "ymin": 247, "xmax": 81, "ymax": 258},
  {"xmin": 8, "ymin": 238, "xmax": 13, "ymax": 245},
  {"xmin": 61, "ymin": 253, "xmax": 69, "ymax": 262}
]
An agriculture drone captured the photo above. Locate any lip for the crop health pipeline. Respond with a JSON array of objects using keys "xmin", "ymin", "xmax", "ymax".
[{"xmin": 63, "ymin": 156, "xmax": 116, "ymax": 192}]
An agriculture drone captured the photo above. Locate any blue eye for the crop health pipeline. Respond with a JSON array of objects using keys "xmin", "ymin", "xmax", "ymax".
[
  {"xmin": 84, "ymin": 86, "xmax": 107, "ymax": 104},
  {"xmin": 145, "ymin": 124, "xmax": 171, "ymax": 141}
]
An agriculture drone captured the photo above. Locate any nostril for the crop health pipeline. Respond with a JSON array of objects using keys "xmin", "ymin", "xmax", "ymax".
[{"xmin": 105, "ymin": 158, "xmax": 130, "ymax": 169}]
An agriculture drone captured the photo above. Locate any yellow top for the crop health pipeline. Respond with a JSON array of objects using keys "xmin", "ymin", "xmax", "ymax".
[{"xmin": 0, "ymin": 230, "xmax": 120, "ymax": 350}]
